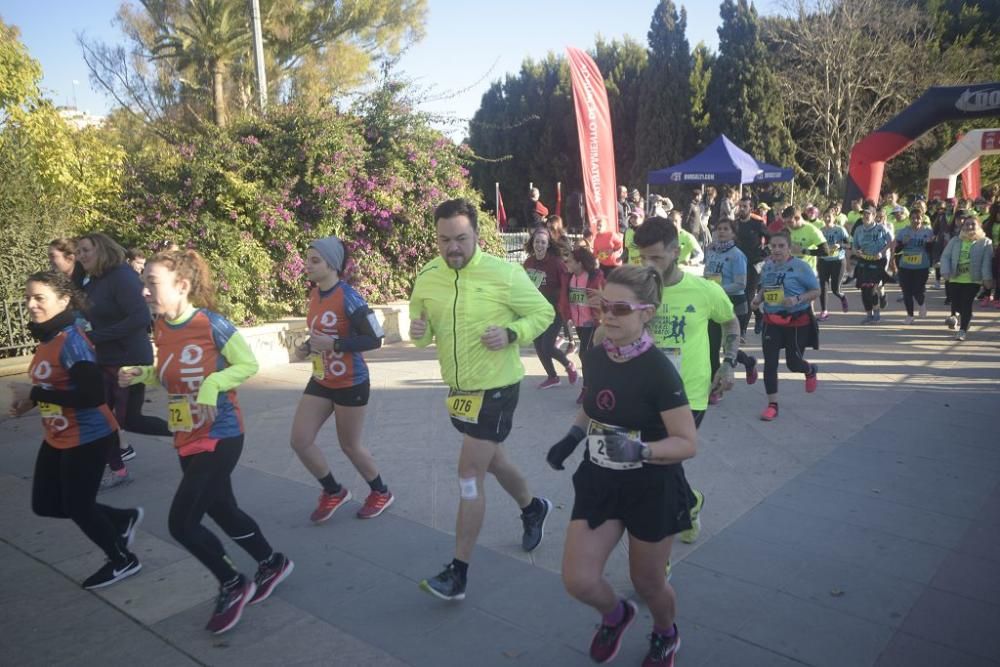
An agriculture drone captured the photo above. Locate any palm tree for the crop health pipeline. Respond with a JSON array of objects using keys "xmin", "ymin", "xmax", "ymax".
[{"xmin": 147, "ymin": 0, "xmax": 250, "ymax": 127}]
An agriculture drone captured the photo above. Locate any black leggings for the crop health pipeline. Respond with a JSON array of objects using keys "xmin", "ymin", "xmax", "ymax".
[
  {"xmin": 708, "ymin": 320, "xmax": 754, "ymax": 379},
  {"xmin": 950, "ymin": 282, "xmax": 980, "ymax": 331},
  {"xmin": 898, "ymin": 268, "xmax": 929, "ymax": 316},
  {"xmin": 101, "ymin": 366, "xmax": 171, "ymax": 470},
  {"xmin": 743, "ymin": 263, "xmax": 761, "ymax": 335},
  {"xmin": 32, "ymin": 433, "xmax": 132, "ymax": 564},
  {"xmin": 817, "ymin": 261, "xmax": 844, "ymax": 311},
  {"xmin": 533, "ymin": 313, "xmax": 572, "ymax": 379},
  {"xmin": 761, "ymin": 322, "xmax": 813, "ymax": 395},
  {"xmin": 169, "ymin": 435, "xmax": 272, "ymax": 583},
  {"xmin": 856, "ymin": 261, "xmax": 883, "ymax": 312}
]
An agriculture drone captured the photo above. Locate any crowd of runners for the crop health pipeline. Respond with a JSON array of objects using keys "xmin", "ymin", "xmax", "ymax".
[{"xmin": 7, "ymin": 187, "xmax": 997, "ymax": 665}]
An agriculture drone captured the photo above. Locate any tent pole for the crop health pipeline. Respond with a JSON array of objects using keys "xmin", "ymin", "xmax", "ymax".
[
  {"xmin": 790, "ymin": 179, "xmax": 795, "ymax": 205},
  {"xmin": 646, "ymin": 184, "xmax": 650, "ymax": 214}
]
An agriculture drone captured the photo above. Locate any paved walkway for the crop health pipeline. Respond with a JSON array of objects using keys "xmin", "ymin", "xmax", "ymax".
[{"xmin": 1, "ymin": 283, "xmax": 998, "ymax": 666}]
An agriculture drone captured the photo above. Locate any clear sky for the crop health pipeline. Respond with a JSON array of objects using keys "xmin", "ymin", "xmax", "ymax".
[{"xmin": 2, "ymin": 0, "xmax": 784, "ymax": 136}]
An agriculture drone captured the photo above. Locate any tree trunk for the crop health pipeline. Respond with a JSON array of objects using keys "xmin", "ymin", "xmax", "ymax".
[{"xmin": 212, "ymin": 61, "xmax": 227, "ymax": 127}]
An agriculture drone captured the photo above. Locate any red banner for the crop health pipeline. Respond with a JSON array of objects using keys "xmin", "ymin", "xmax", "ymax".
[
  {"xmin": 496, "ymin": 186, "xmax": 508, "ymax": 231},
  {"xmin": 566, "ymin": 47, "xmax": 618, "ymax": 237},
  {"xmin": 960, "ymin": 159, "xmax": 981, "ymax": 200}
]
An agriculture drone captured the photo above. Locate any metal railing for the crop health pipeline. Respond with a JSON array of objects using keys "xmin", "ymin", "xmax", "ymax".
[{"xmin": 0, "ymin": 299, "xmax": 33, "ymax": 358}]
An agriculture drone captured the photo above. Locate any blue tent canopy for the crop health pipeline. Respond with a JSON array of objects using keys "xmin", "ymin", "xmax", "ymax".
[{"xmin": 647, "ymin": 134, "xmax": 792, "ymax": 185}]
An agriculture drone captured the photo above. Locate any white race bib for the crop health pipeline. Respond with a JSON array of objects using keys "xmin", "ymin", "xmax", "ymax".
[{"xmin": 586, "ymin": 420, "xmax": 643, "ymax": 471}]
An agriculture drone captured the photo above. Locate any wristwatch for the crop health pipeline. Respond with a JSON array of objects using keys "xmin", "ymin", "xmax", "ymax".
[
  {"xmin": 725, "ymin": 358, "xmax": 738, "ymax": 368},
  {"xmin": 505, "ymin": 328, "xmax": 518, "ymax": 344}
]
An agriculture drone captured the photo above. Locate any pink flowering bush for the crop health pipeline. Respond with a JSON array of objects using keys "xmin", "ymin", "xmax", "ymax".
[{"xmin": 106, "ymin": 89, "xmax": 498, "ymax": 324}]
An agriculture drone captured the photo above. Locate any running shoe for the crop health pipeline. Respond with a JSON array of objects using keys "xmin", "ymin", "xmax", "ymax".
[
  {"xmin": 589, "ymin": 599, "xmax": 638, "ymax": 664},
  {"xmin": 840, "ymin": 294, "xmax": 849, "ymax": 312},
  {"xmin": 82, "ymin": 553, "xmax": 141, "ymax": 590},
  {"xmin": 120, "ymin": 445, "xmax": 136, "ymax": 462},
  {"xmin": 537, "ymin": 376, "xmax": 561, "ymax": 390},
  {"xmin": 760, "ymin": 404, "xmax": 778, "ymax": 421},
  {"xmin": 945, "ymin": 316, "xmax": 958, "ymax": 330},
  {"xmin": 956, "ymin": 330, "xmax": 967, "ymax": 341},
  {"xmin": 643, "ymin": 626, "xmax": 681, "ymax": 666},
  {"xmin": 708, "ymin": 392, "xmax": 721, "ymax": 405},
  {"xmin": 919, "ymin": 303, "xmax": 927, "ymax": 318},
  {"xmin": 357, "ymin": 490, "xmax": 394, "ymax": 519},
  {"xmin": 745, "ymin": 356, "xmax": 758, "ymax": 385},
  {"xmin": 860, "ymin": 314, "xmax": 875, "ymax": 325},
  {"xmin": 678, "ymin": 489, "xmax": 704, "ymax": 544},
  {"xmin": 121, "ymin": 507, "xmax": 144, "ymax": 549},
  {"xmin": 521, "ymin": 497, "xmax": 552, "ymax": 552},
  {"xmin": 99, "ymin": 467, "xmax": 131, "ymax": 494},
  {"xmin": 817, "ymin": 311, "xmax": 829, "ymax": 321},
  {"xmin": 249, "ymin": 553, "xmax": 294, "ymax": 605},
  {"xmin": 934, "ymin": 280, "xmax": 941, "ymax": 289},
  {"xmin": 310, "ymin": 488, "xmax": 352, "ymax": 524},
  {"xmin": 419, "ymin": 563, "xmax": 466, "ymax": 601},
  {"xmin": 904, "ymin": 316, "xmax": 914, "ymax": 325},
  {"xmin": 805, "ymin": 365, "xmax": 818, "ymax": 393},
  {"xmin": 566, "ymin": 362, "xmax": 579, "ymax": 385},
  {"xmin": 206, "ymin": 575, "xmax": 256, "ymax": 635}
]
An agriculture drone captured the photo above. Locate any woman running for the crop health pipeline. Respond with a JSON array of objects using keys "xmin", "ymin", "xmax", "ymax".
[
  {"xmin": 817, "ymin": 207, "xmax": 851, "ymax": 320},
  {"xmin": 752, "ymin": 231, "xmax": 821, "ymax": 422},
  {"xmin": 565, "ymin": 246, "xmax": 605, "ymax": 404},
  {"xmin": 119, "ymin": 250, "xmax": 292, "ymax": 635},
  {"xmin": 894, "ymin": 208, "xmax": 936, "ymax": 324},
  {"xmin": 547, "ymin": 265, "xmax": 697, "ymax": 666},
  {"xmin": 523, "ymin": 227, "xmax": 577, "ymax": 389},
  {"xmin": 851, "ymin": 207, "xmax": 893, "ymax": 324},
  {"xmin": 290, "ymin": 236, "xmax": 392, "ymax": 523},
  {"xmin": 77, "ymin": 232, "xmax": 171, "ymax": 489},
  {"xmin": 940, "ymin": 217, "xmax": 994, "ymax": 341},
  {"xmin": 703, "ymin": 218, "xmax": 758, "ymax": 403},
  {"xmin": 979, "ymin": 203, "xmax": 1000, "ymax": 308},
  {"xmin": 9, "ymin": 271, "xmax": 142, "ymax": 589},
  {"xmin": 47, "ymin": 238, "xmax": 87, "ymax": 287}
]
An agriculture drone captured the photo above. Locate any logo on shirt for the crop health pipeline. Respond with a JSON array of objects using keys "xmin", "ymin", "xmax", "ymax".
[
  {"xmin": 595, "ymin": 389, "xmax": 616, "ymax": 411},
  {"xmin": 684, "ymin": 305, "xmax": 696, "ymax": 313},
  {"xmin": 665, "ymin": 315, "xmax": 687, "ymax": 344}
]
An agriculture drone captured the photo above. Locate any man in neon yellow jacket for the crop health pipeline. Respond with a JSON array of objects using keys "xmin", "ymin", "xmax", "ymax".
[{"xmin": 409, "ymin": 198, "xmax": 554, "ymax": 602}]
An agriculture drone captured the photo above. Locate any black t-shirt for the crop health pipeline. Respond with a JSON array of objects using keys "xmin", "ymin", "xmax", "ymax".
[
  {"xmin": 581, "ymin": 345, "xmax": 689, "ymax": 445},
  {"xmin": 735, "ymin": 217, "xmax": 770, "ymax": 263}
]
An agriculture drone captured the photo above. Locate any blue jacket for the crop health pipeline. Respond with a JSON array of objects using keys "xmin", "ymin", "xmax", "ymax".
[
  {"xmin": 83, "ymin": 263, "xmax": 154, "ymax": 366},
  {"xmin": 940, "ymin": 237, "xmax": 993, "ymax": 284}
]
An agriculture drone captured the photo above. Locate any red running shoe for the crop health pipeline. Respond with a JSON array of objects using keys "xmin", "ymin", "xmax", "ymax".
[
  {"xmin": 250, "ymin": 553, "xmax": 294, "ymax": 605},
  {"xmin": 643, "ymin": 625, "xmax": 681, "ymax": 666},
  {"xmin": 566, "ymin": 362, "xmax": 579, "ymax": 385},
  {"xmin": 205, "ymin": 575, "xmax": 256, "ymax": 635},
  {"xmin": 745, "ymin": 356, "xmax": 758, "ymax": 385},
  {"xmin": 590, "ymin": 599, "xmax": 638, "ymax": 664},
  {"xmin": 760, "ymin": 404, "xmax": 778, "ymax": 421},
  {"xmin": 357, "ymin": 490, "xmax": 394, "ymax": 519},
  {"xmin": 538, "ymin": 376, "xmax": 561, "ymax": 390},
  {"xmin": 805, "ymin": 365, "xmax": 818, "ymax": 393},
  {"xmin": 310, "ymin": 488, "xmax": 351, "ymax": 524}
]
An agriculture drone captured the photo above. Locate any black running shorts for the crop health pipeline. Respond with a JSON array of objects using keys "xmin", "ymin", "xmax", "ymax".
[
  {"xmin": 448, "ymin": 383, "xmax": 519, "ymax": 443},
  {"xmin": 304, "ymin": 379, "xmax": 370, "ymax": 407}
]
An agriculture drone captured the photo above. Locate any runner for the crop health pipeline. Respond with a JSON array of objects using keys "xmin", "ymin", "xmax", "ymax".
[
  {"xmin": 817, "ymin": 206, "xmax": 851, "ymax": 320},
  {"xmin": 289, "ymin": 236, "xmax": 392, "ymax": 523},
  {"xmin": 634, "ymin": 216, "xmax": 741, "ymax": 546},
  {"xmin": 547, "ymin": 265, "xmax": 697, "ymax": 666},
  {"xmin": 594, "ymin": 217, "xmax": 624, "ymax": 277},
  {"xmin": 77, "ymin": 233, "xmax": 171, "ymax": 490},
  {"xmin": 566, "ymin": 246, "xmax": 606, "ymax": 404},
  {"xmin": 978, "ymin": 203, "xmax": 1000, "ymax": 308},
  {"xmin": 409, "ymin": 198, "xmax": 554, "ymax": 601},
  {"xmin": 894, "ymin": 209, "xmax": 935, "ymax": 324},
  {"xmin": 781, "ymin": 206, "xmax": 828, "ymax": 275},
  {"xmin": 751, "ymin": 231, "xmax": 821, "ymax": 421},
  {"xmin": 940, "ymin": 216, "xmax": 994, "ymax": 341},
  {"xmin": 668, "ymin": 209, "xmax": 703, "ymax": 267},
  {"xmin": 523, "ymin": 227, "xmax": 577, "ymax": 389},
  {"xmin": 9, "ymin": 270, "xmax": 142, "ymax": 590},
  {"xmin": 47, "ymin": 238, "xmax": 87, "ymax": 288},
  {"xmin": 119, "ymin": 250, "xmax": 292, "ymax": 634},
  {"xmin": 733, "ymin": 196, "xmax": 770, "ymax": 338},
  {"xmin": 703, "ymin": 218, "xmax": 758, "ymax": 403},
  {"xmin": 547, "ymin": 215, "xmax": 577, "ymax": 350},
  {"xmin": 623, "ymin": 212, "xmax": 644, "ymax": 266},
  {"xmin": 851, "ymin": 207, "xmax": 893, "ymax": 324}
]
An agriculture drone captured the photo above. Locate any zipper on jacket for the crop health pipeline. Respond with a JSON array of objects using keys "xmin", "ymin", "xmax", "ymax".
[{"xmin": 452, "ymin": 269, "xmax": 461, "ymax": 391}]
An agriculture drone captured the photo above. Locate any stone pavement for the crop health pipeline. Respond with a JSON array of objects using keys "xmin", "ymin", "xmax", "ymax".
[{"xmin": 1, "ymin": 283, "xmax": 999, "ymax": 666}]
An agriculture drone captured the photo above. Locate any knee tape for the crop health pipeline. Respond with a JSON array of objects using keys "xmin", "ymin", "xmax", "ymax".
[{"xmin": 458, "ymin": 476, "xmax": 478, "ymax": 500}]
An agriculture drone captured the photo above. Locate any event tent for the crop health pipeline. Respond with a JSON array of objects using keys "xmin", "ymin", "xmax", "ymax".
[{"xmin": 647, "ymin": 134, "xmax": 792, "ymax": 186}]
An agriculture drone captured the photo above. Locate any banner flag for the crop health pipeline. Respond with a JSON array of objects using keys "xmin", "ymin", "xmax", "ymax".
[
  {"xmin": 496, "ymin": 183, "xmax": 508, "ymax": 231},
  {"xmin": 566, "ymin": 46, "xmax": 618, "ymax": 236}
]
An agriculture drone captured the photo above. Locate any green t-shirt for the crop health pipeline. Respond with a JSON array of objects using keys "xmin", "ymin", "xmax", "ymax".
[
  {"xmin": 952, "ymin": 240, "xmax": 974, "ymax": 283},
  {"xmin": 650, "ymin": 273, "xmax": 734, "ymax": 410},
  {"xmin": 836, "ymin": 213, "xmax": 849, "ymax": 226},
  {"xmin": 678, "ymin": 228, "xmax": 701, "ymax": 264},
  {"xmin": 788, "ymin": 223, "xmax": 827, "ymax": 272},
  {"xmin": 846, "ymin": 210, "xmax": 862, "ymax": 227},
  {"xmin": 892, "ymin": 217, "xmax": 911, "ymax": 235},
  {"xmin": 624, "ymin": 227, "xmax": 642, "ymax": 266}
]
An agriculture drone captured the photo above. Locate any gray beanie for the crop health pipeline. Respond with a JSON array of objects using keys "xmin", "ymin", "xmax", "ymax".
[{"xmin": 310, "ymin": 236, "xmax": 346, "ymax": 272}]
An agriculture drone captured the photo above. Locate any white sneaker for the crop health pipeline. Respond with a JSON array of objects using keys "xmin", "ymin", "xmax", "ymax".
[
  {"xmin": 904, "ymin": 316, "xmax": 914, "ymax": 325},
  {"xmin": 956, "ymin": 330, "xmax": 966, "ymax": 341},
  {"xmin": 945, "ymin": 316, "xmax": 957, "ymax": 330}
]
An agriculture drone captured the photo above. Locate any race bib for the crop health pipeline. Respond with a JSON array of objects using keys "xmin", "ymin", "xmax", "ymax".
[
  {"xmin": 586, "ymin": 420, "xmax": 642, "ymax": 471},
  {"xmin": 168, "ymin": 394, "xmax": 194, "ymax": 433},
  {"xmin": 763, "ymin": 287, "xmax": 784, "ymax": 306},
  {"xmin": 569, "ymin": 287, "xmax": 588, "ymax": 305},
  {"xmin": 900, "ymin": 252, "xmax": 923, "ymax": 267},
  {"xmin": 704, "ymin": 273, "xmax": 722, "ymax": 284},
  {"xmin": 526, "ymin": 269, "xmax": 545, "ymax": 288},
  {"xmin": 37, "ymin": 402, "xmax": 62, "ymax": 418},
  {"xmin": 446, "ymin": 390, "xmax": 484, "ymax": 424},
  {"xmin": 311, "ymin": 353, "xmax": 325, "ymax": 380}
]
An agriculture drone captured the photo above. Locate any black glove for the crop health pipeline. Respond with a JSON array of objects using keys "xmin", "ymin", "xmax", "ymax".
[
  {"xmin": 604, "ymin": 433, "xmax": 648, "ymax": 463},
  {"xmin": 547, "ymin": 425, "xmax": 586, "ymax": 470}
]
